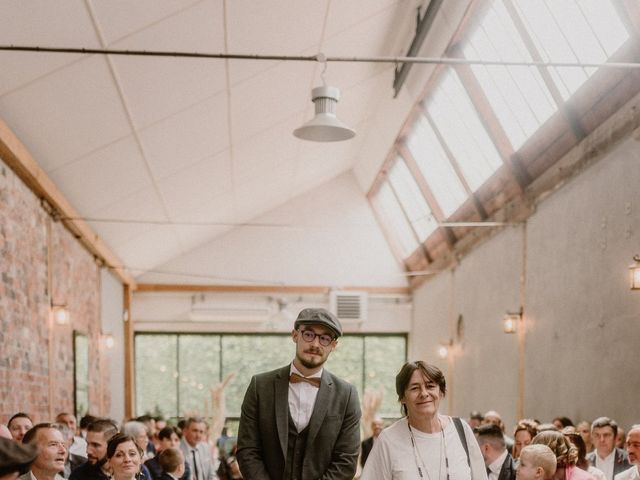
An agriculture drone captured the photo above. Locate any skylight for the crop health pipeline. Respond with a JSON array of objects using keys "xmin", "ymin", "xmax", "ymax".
[
  {"xmin": 372, "ymin": 182, "xmax": 420, "ymax": 258},
  {"xmin": 406, "ymin": 115, "xmax": 468, "ymax": 217},
  {"xmin": 463, "ymin": 1, "xmax": 557, "ymax": 150},
  {"xmin": 387, "ymin": 158, "xmax": 438, "ymax": 242},
  {"xmin": 514, "ymin": 0, "xmax": 630, "ymax": 100},
  {"xmin": 426, "ymin": 69, "xmax": 504, "ymax": 191}
]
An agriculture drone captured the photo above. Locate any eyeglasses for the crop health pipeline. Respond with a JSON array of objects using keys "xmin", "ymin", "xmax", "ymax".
[{"xmin": 300, "ymin": 329, "xmax": 334, "ymax": 346}]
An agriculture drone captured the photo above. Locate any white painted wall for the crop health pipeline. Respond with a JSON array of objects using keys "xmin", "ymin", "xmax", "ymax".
[
  {"xmin": 138, "ymin": 172, "xmax": 407, "ymax": 287},
  {"xmin": 100, "ymin": 268, "xmax": 124, "ymax": 422},
  {"xmin": 411, "ymin": 135, "xmax": 640, "ymax": 432}
]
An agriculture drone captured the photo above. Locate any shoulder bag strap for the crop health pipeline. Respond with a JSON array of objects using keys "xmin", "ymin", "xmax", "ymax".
[{"xmin": 452, "ymin": 416, "xmax": 471, "ymax": 467}]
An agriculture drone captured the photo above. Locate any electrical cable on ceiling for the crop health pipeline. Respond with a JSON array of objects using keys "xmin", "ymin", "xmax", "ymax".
[{"xmin": 2, "ymin": 45, "xmax": 640, "ymax": 69}]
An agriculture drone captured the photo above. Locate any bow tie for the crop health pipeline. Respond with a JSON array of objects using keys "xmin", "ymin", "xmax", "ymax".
[{"xmin": 289, "ymin": 372, "xmax": 321, "ymax": 387}]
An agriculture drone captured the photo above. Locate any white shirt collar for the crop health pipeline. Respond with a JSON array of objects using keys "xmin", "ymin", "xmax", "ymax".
[
  {"xmin": 489, "ymin": 449, "xmax": 509, "ymax": 473},
  {"xmin": 290, "ymin": 363, "xmax": 323, "ymax": 379}
]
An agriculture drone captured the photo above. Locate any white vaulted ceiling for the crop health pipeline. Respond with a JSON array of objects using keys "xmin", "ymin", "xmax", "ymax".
[{"xmin": 0, "ymin": 0, "xmax": 456, "ymax": 280}]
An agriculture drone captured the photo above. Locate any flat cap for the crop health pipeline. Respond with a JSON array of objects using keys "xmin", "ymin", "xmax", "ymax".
[
  {"xmin": 0, "ymin": 437, "xmax": 38, "ymax": 474},
  {"xmin": 294, "ymin": 308, "xmax": 342, "ymax": 338}
]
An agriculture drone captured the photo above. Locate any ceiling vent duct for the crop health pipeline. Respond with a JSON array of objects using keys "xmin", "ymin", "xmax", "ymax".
[{"xmin": 329, "ymin": 291, "xmax": 368, "ymax": 323}]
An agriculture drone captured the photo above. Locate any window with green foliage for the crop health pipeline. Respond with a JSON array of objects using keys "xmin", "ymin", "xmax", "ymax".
[{"xmin": 135, "ymin": 333, "xmax": 406, "ymax": 420}]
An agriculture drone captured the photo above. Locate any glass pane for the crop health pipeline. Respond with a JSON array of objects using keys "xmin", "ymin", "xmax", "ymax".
[
  {"xmin": 364, "ymin": 336, "xmax": 406, "ymax": 418},
  {"xmin": 135, "ymin": 334, "xmax": 178, "ymax": 418},
  {"xmin": 371, "ymin": 182, "xmax": 419, "ymax": 258},
  {"xmin": 325, "ymin": 336, "xmax": 364, "ymax": 393},
  {"xmin": 221, "ymin": 335, "xmax": 292, "ymax": 417},
  {"xmin": 406, "ymin": 115, "xmax": 468, "ymax": 217},
  {"xmin": 388, "ymin": 158, "xmax": 438, "ymax": 241},
  {"xmin": 178, "ymin": 335, "xmax": 221, "ymax": 416},
  {"xmin": 514, "ymin": 0, "xmax": 629, "ymax": 100},
  {"xmin": 74, "ymin": 333, "xmax": 90, "ymax": 419},
  {"xmin": 427, "ymin": 69, "xmax": 504, "ymax": 190},
  {"xmin": 463, "ymin": 1, "xmax": 557, "ymax": 149}
]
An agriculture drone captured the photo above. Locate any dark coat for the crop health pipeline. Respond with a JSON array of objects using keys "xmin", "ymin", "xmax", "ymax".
[
  {"xmin": 587, "ymin": 448, "xmax": 631, "ymax": 479},
  {"xmin": 497, "ymin": 452, "xmax": 516, "ymax": 480},
  {"xmin": 236, "ymin": 364, "xmax": 361, "ymax": 480}
]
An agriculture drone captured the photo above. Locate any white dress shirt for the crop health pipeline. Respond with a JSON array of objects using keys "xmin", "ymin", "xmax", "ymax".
[
  {"xmin": 614, "ymin": 466, "xmax": 639, "ymax": 480},
  {"xmin": 487, "ymin": 449, "xmax": 509, "ymax": 480},
  {"xmin": 595, "ymin": 450, "xmax": 616, "ymax": 480},
  {"xmin": 288, "ymin": 364, "xmax": 322, "ymax": 432}
]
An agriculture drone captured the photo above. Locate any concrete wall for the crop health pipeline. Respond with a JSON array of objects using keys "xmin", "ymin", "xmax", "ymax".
[{"xmin": 411, "ymin": 135, "xmax": 640, "ymax": 433}]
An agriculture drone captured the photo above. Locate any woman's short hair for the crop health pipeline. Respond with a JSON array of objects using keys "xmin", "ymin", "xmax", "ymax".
[
  {"xmin": 520, "ymin": 444, "xmax": 558, "ymax": 477},
  {"xmin": 106, "ymin": 433, "xmax": 143, "ymax": 459},
  {"xmin": 531, "ymin": 430, "xmax": 578, "ymax": 467},
  {"xmin": 395, "ymin": 361, "xmax": 446, "ymax": 415}
]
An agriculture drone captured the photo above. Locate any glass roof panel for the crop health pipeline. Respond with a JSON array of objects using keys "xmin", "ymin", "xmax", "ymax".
[
  {"xmin": 463, "ymin": 1, "xmax": 557, "ymax": 150},
  {"xmin": 426, "ymin": 69, "xmax": 504, "ymax": 191},
  {"xmin": 514, "ymin": 0, "xmax": 629, "ymax": 100},
  {"xmin": 388, "ymin": 158, "xmax": 438, "ymax": 242},
  {"xmin": 371, "ymin": 182, "xmax": 419, "ymax": 258},
  {"xmin": 406, "ymin": 115, "xmax": 468, "ymax": 217}
]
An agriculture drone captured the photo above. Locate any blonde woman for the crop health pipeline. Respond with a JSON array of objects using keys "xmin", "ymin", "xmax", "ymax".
[{"xmin": 532, "ymin": 430, "xmax": 596, "ymax": 480}]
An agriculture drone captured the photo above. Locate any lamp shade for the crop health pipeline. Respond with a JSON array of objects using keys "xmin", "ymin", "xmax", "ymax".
[{"xmin": 293, "ymin": 86, "xmax": 355, "ymax": 142}]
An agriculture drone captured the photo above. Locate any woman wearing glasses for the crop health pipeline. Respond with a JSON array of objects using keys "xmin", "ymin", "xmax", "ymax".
[{"xmin": 361, "ymin": 361, "xmax": 487, "ymax": 480}]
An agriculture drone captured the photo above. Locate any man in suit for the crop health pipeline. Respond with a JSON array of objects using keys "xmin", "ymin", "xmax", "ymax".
[
  {"xmin": 237, "ymin": 308, "xmax": 361, "ymax": 480},
  {"xmin": 614, "ymin": 426, "xmax": 639, "ymax": 480},
  {"xmin": 69, "ymin": 419, "xmax": 119, "ymax": 480},
  {"xmin": 360, "ymin": 417, "xmax": 384, "ymax": 468},
  {"xmin": 179, "ymin": 418, "xmax": 216, "ymax": 480},
  {"xmin": 588, "ymin": 417, "xmax": 631, "ymax": 480},
  {"xmin": 476, "ymin": 423, "xmax": 516, "ymax": 480},
  {"xmin": 19, "ymin": 424, "xmax": 67, "ymax": 480}
]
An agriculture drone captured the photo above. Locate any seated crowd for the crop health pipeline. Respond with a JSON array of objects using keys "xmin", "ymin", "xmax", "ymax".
[
  {"xmin": 0, "ymin": 413, "xmax": 241, "ymax": 480},
  {"xmin": 1, "ymin": 409, "xmax": 638, "ymax": 480}
]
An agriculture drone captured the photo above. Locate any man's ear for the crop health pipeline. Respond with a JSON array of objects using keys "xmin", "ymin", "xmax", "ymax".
[
  {"xmin": 291, "ymin": 329, "xmax": 298, "ymax": 343},
  {"xmin": 535, "ymin": 467, "xmax": 544, "ymax": 479}
]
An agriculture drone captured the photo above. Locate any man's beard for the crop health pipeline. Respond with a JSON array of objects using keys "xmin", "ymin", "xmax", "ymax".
[{"xmin": 297, "ymin": 351, "xmax": 326, "ymax": 369}]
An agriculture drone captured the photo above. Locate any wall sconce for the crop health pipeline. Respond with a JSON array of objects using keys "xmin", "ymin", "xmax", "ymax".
[
  {"xmin": 437, "ymin": 340, "xmax": 453, "ymax": 359},
  {"xmin": 502, "ymin": 309, "xmax": 523, "ymax": 334},
  {"xmin": 51, "ymin": 304, "xmax": 70, "ymax": 325},
  {"xmin": 102, "ymin": 333, "xmax": 115, "ymax": 349},
  {"xmin": 629, "ymin": 255, "xmax": 640, "ymax": 290}
]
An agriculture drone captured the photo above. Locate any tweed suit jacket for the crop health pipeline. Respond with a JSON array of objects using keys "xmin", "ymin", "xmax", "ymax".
[
  {"xmin": 588, "ymin": 449, "xmax": 631, "ymax": 480},
  {"xmin": 236, "ymin": 364, "xmax": 361, "ymax": 480}
]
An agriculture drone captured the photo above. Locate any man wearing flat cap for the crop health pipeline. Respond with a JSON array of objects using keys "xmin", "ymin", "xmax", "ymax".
[{"xmin": 237, "ymin": 307, "xmax": 361, "ymax": 480}]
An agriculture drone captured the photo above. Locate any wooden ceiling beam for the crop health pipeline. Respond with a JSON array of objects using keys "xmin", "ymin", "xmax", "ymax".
[{"xmin": 0, "ymin": 117, "xmax": 136, "ymax": 287}]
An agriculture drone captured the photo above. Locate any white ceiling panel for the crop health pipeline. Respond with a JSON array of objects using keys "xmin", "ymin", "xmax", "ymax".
[
  {"xmin": 232, "ymin": 115, "xmax": 302, "ymax": 183},
  {"xmin": 225, "ymin": 0, "xmax": 327, "ymax": 54},
  {"xmin": 117, "ymin": 224, "xmax": 183, "ymax": 273},
  {"xmin": 48, "ymin": 135, "xmax": 151, "ymax": 215},
  {"xmin": 157, "ymin": 150, "xmax": 233, "ymax": 218},
  {"xmin": 324, "ymin": 0, "xmax": 406, "ymax": 39},
  {"xmin": 229, "ymin": 61, "xmax": 314, "ymax": 143},
  {"xmin": 0, "ymin": 54, "xmax": 131, "ymax": 172},
  {"xmin": 88, "ymin": 0, "xmax": 203, "ymax": 46},
  {"xmin": 139, "ymin": 91, "xmax": 229, "ymax": 179},
  {"xmin": 109, "ymin": 1, "xmax": 226, "ymax": 129}
]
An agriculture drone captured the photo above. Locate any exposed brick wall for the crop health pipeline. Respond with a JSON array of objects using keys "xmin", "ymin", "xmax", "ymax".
[{"xmin": 0, "ymin": 158, "xmax": 110, "ymax": 423}]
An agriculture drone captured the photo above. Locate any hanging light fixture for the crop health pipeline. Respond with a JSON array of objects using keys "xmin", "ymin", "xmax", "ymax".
[
  {"xmin": 293, "ymin": 54, "xmax": 355, "ymax": 142},
  {"xmin": 51, "ymin": 303, "xmax": 70, "ymax": 325},
  {"xmin": 502, "ymin": 308, "xmax": 523, "ymax": 333}
]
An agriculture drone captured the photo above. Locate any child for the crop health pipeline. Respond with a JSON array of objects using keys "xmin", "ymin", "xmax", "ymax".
[
  {"xmin": 518, "ymin": 444, "xmax": 558, "ymax": 480},
  {"xmin": 158, "ymin": 447, "xmax": 185, "ymax": 480}
]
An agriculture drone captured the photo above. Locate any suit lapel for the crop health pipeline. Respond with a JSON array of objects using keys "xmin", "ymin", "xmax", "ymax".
[
  {"xmin": 306, "ymin": 370, "xmax": 333, "ymax": 446},
  {"xmin": 275, "ymin": 365, "xmax": 290, "ymax": 456}
]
